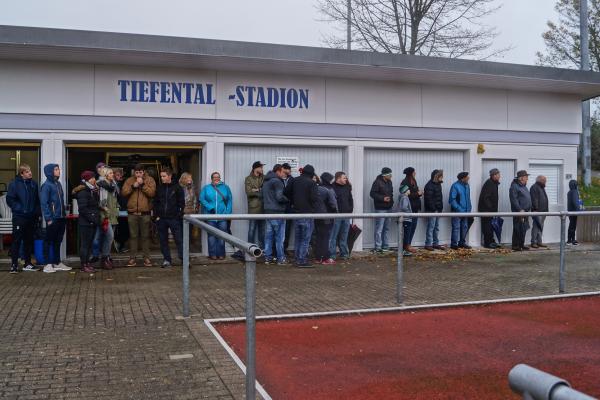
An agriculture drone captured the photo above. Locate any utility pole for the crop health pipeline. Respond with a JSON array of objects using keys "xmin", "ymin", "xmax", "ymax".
[
  {"xmin": 347, "ymin": 0, "xmax": 351, "ymax": 50},
  {"xmin": 581, "ymin": 0, "xmax": 592, "ymax": 186}
]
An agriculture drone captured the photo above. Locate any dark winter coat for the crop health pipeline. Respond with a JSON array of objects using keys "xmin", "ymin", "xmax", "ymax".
[
  {"xmin": 40, "ymin": 163, "xmax": 66, "ymax": 222},
  {"xmin": 400, "ymin": 176, "xmax": 422, "ymax": 212},
  {"xmin": 509, "ymin": 179, "xmax": 532, "ymax": 212},
  {"xmin": 284, "ymin": 172, "xmax": 319, "ymax": 213},
  {"xmin": 153, "ymin": 182, "xmax": 185, "ymax": 219},
  {"xmin": 530, "ymin": 182, "xmax": 549, "ymax": 212},
  {"xmin": 567, "ymin": 180, "xmax": 582, "ymax": 211},
  {"xmin": 370, "ymin": 175, "xmax": 394, "ymax": 210},
  {"xmin": 6, "ymin": 175, "xmax": 40, "ymax": 219},
  {"xmin": 73, "ymin": 182, "xmax": 100, "ymax": 227},
  {"xmin": 333, "ymin": 182, "xmax": 353, "ymax": 213},
  {"xmin": 423, "ymin": 170, "xmax": 443, "ymax": 212},
  {"xmin": 262, "ymin": 171, "xmax": 288, "ymax": 213},
  {"xmin": 315, "ymin": 184, "xmax": 338, "ymax": 224},
  {"xmin": 478, "ymin": 178, "xmax": 500, "ymax": 212}
]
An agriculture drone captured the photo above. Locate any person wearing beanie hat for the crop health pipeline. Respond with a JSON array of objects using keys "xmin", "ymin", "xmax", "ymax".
[
  {"xmin": 479, "ymin": 168, "xmax": 501, "ymax": 248},
  {"xmin": 95, "ymin": 162, "xmax": 106, "ymax": 179},
  {"xmin": 449, "ymin": 171, "xmax": 472, "ymax": 250},
  {"xmin": 400, "ymin": 167, "xmax": 422, "ymax": 252},
  {"xmin": 370, "ymin": 167, "xmax": 394, "ymax": 253},
  {"xmin": 314, "ymin": 172, "xmax": 338, "ymax": 265},
  {"xmin": 72, "ymin": 170, "xmax": 101, "ymax": 273},
  {"xmin": 244, "ymin": 161, "xmax": 265, "ymax": 254},
  {"xmin": 284, "ymin": 163, "xmax": 320, "ymax": 267},
  {"xmin": 398, "ymin": 185, "xmax": 414, "ymax": 256},
  {"xmin": 423, "ymin": 169, "xmax": 445, "ymax": 251}
]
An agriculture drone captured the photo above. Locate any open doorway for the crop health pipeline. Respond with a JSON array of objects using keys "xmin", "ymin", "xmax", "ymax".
[{"xmin": 65, "ymin": 143, "xmax": 203, "ymax": 257}]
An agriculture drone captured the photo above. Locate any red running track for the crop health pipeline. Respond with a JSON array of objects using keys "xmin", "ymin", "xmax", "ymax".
[{"xmin": 215, "ymin": 296, "xmax": 600, "ymax": 399}]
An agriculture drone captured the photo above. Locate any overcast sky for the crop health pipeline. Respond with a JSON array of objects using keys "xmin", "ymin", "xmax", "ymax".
[{"xmin": 0, "ymin": 0, "xmax": 558, "ymax": 65}]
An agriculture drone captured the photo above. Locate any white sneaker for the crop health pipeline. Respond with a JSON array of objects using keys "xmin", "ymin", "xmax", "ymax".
[
  {"xmin": 43, "ymin": 264, "xmax": 56, "ymax": 273},
  {"xmin": 54, "ymin": 262, "xmax": 72, "ymax": 271},
  {"xmin": 22, "ymin": 264, "xmax": 40, "ymax": 272}
]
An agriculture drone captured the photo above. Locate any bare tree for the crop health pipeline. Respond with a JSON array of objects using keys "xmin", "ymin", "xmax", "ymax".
[
  {"xmin": 318, "ymin": 0, "xmax": 504, "ymax": 59},
  {"xmin": 536, "ymin": 0, "xmax": 600, "ymax": 71}
]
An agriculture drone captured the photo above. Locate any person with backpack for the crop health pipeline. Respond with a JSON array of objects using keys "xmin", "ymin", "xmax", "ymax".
[
  {"xmin": 95, "ymin": 166, "xmax": 120, "ymax": 269},
  {"xmin": 200, "ymin": 171, "xmax": 233, "ymax": 260}
]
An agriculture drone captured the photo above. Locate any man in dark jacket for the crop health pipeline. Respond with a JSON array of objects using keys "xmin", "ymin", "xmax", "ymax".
[
  {"xmin": 263, "ymin": 164, "xmax": 289, "ymax": 264},
  {"xmin": 281, "ymin": 163, "xmax": 294, "ymax": 254},
  {"xmin": 530, "ymin": 175, "xmax": 549, "ymax": 248},
  {"xmin": 509, "ymin": 170, "xmax": 532, "ymax": 251},
  {"xmin": 478, "ymin": 168, "xmax": 501, "ymax": 249},
  {"xmin": 73, "ymin": 170, "xmax": 101, "ymax": 273},
  {"xmin": 370, "ymin": 167, "xmax": 394, "ymax": 253},
  {"xmin": 314, "ymin": 172, "xmax": 338, "ymax": 264},
  {"xmin": 329, "ymin": 171, "xmax": 353, "ymax": 260},
  {"xmin": 154, "ymin": 167, "xmax": 185, "ymax": 268},
  {"xmin": 6, "ymin": 163, "xmax": 41, "ymax": 273},
  {"xmin": 423, "ymin": 169, "xmax": 445, "ymax": 251},
  {"xmin": 567, "ymin": 179, "xmax": 582, "ymax": 245},
  {"xmin": 284, "ymin": 164, "xmax": 319, "ymax": 267}
]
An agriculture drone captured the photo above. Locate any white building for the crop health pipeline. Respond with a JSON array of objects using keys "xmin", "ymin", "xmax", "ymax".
[{"xmin": 1, "ymin": 25, "xmax": 599, "ymax": 256}]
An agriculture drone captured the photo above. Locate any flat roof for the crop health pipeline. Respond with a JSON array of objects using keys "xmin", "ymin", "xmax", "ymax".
[{"xmin": 1, "ymin": 25, "xmax": 600, "ymax": 99}]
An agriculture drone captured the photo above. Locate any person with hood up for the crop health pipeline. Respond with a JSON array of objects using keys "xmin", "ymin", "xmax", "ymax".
[
  {"xmin": 400, "ymin": 167, "xmax": 422, "ymax": 251},
  {"xmin": 262, "ymin": 164, "xmax": 289, "ymax": 265},
  {"xmin": 567, "ymin": 179, "xmax": 582, "ymax": 245},
  {"xmin": 200, "ymin": 172, "xmax": 233, "ymax": 260},
  {"xmin": 284, "ymin": 164, "xmax": 319, "ymax": 267},
  {"xmin": 423, "ymin": 169, "xmax": 445, "ymax": 251},
  {"xmin": 530, "ymin": 175, "xmax": 549, "ymax": 248},
  {"xmin": 509, "ymin": 170, "xmax": 532, "ymax": 251},
  {"xmin": 122, "ymin": 163, "xmax": 156, "ymax": 267},
  {"xmin": 95, "ymin": 166, "xmax": 120, "ymax": 269},
  {"xmin": 6, "ymin": 163, "xmax": 41, "ymax": 273},
  {"xmin": 478, "ymin": 168, "xmax": 501, "ymax": 249},
  {"xmin": 245, "ymin": 161, "xmax": 265, "ymax": 250},
  {"xmin": 398, "ymin": 185, "xmax": 414, "ymax": 256},
  {"xmin": 73, "ymin": 170, "xmax": 101, "ymax": 273},
  {"xmin": 39, "ymin": 163, "xmax": 72, "ymax": 273},
  {"xmin": 329, "ymin": 171, "xmax": 353, "ymax": 260},
  {"xmin": 154, "ymin": 167, "xmax": 185, "ymax": 268},
  {"xmin": 370, "ymin": 167, "xmax": 394, "ymax": 254},
  {"xmin": 449, "ymin": 172, "xmax": 472, "ymax": 250},
  {"xmin": 314, "ymin": 172, "xmax": 338, "ymax": 265}
]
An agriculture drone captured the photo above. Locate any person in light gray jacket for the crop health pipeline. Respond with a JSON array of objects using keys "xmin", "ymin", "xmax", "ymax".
[{"xmin": 509, "ymin": 170, "xmax": 532, "ymax": 251}]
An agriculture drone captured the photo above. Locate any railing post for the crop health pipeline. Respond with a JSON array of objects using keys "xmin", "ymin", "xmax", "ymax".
[
  {"xmin": 397, "ymin": 215, "xmax": 404, "ymax": 304},
  {"xmin": 244, "ymin": 252, "xmax": 257, "ymax": 400},
  {"xmin": 559, "ymin": 213, "xmax": 567, "ymax": 294},
  {"xmin": 182, "ymin": 219, "xmax": 190, "ymax": 318}
]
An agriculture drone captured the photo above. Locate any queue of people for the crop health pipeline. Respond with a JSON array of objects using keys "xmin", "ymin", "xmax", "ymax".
[{"xmin": 5, "ymin": 160, "xmax": 584, "ymax": 273}]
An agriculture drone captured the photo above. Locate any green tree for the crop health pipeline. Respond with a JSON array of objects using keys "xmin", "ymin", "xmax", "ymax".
[{"xmin": 593, "ymin": 120, "xmax": 600, "ymax": 170}]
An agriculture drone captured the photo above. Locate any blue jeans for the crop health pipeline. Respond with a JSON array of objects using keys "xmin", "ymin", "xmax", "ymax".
[
  {"xmin": 265, "ymin": 219, "xmax": 286, "ymax": 262},
  {"xmin": 208, "ymin": 220, "xmax": 228, "ymax": 257},
  {"xmin": 425, "ymin": 216, "xmax": 440, "ymax": 247},
  {"xmin": 247, "ymin": 219, "xmax": 265, "ymax": 249},
  {"xmin": 94, "ymin": 224, "xmax": 115, "ymax": 257},
  {"xmin": 294, "ymin": 218, "xmax": 314, "ymax": 264},
  {"xmin": 157, "ymin": 218, "xmax": 183, "ymax": 262},
  {"xmin": 451, "ymin": 217, "xmax": 469, "ymax": 247},
  {"xmin": 92, "ymin": 226, "xmax": 101, "ymax": 257},
  {"xmin": 329, "ymin": 218, "xmax": 350, "ymax": 259},
  {"xmin": 374, "ymin": 210, "xmax": 391, "ymax": 250}
]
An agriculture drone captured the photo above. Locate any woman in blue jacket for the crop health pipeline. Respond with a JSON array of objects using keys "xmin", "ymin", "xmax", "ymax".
[{"xmin": 200, "ymin": 172, "xmax": 233, "ymax": 259}]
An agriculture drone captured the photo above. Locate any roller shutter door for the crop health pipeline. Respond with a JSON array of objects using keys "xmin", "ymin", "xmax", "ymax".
[{"xmin": 363, "ymin": 148, "xmax": 464, "ymax": 248}]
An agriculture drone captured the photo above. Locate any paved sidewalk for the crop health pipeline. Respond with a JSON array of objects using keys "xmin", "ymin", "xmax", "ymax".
[{"xmin": 0, "ymin": 245, "xmax": 599, "ymax": 399}]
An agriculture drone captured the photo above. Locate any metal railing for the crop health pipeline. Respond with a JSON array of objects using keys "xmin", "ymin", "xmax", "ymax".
[
  {"xmin": 182, "ymin": 210, "xmax": 600, "ymax": 400},
  {"xmin": 509, "ymin": 364, "xmax": 596, "ymax": 399}
]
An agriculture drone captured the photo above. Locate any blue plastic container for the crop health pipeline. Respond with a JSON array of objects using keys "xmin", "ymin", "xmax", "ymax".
[{"xmin": 34, "ymin": 239, "xmax": 54, "ymax": 264}]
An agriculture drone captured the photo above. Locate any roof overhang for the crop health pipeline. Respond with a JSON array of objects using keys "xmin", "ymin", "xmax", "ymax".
[{"xmin": 1, "ymin": 25, "xmax": 600, "ymax": 100}]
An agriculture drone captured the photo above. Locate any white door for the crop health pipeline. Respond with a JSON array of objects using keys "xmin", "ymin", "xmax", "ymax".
[
  {"xmin": 363, "ymin": 148, "xmax": 465, "ymax": 248},
  {"xmin": 224, "ymin": 144, "xmax": 345, "ymax": 242},
  {"xmin": 481, "ymin": 159, "xmax": 516, "ymax": 244}
]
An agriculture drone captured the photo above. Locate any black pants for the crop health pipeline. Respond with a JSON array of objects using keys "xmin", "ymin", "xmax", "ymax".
[
  {"xmin": 157, "ymin": 218, "xmax": 183, "ymax": 262},
  {"xmin": 481, "ymin": 217, "xmax": 495, "ymax": 246},
  {"xmin": 283, "ymin": 218, "xmax": 293, "ymax": 252},
  {"xmin": 114, "ymin": 217, "xmax": 129, "ymax": 249},
  {"xmin": 512, "ymin": 217, "xmax": 529, "ymax": 249},
  {"xmin": 79, "ymin": 225, "xmax": 96, "ymax": 265},
  {"xmin": 11, "ymin": 216, "xmax": 35, "ymax": 266},
  {"xmin": 314, "ymin": 221, "xmax": 333, "ymax": 261},
  {"xmin": 568, "ymin": 216, "xmax": 578, "ymax": 242},
  {"xmin": 44, "ymin": 218, "xmax": 66, "ymax": 264}
]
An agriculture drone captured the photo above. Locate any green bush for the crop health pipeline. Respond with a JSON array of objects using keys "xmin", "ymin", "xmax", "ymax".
[{"xmin": 579, "ymin": 176, "xmax": 600, "ymax": 206}]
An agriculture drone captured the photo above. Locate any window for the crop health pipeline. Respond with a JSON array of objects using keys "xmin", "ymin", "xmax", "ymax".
[{"xmin": 528, "ymin": 162, "xmax": 562, "ymax": 205}]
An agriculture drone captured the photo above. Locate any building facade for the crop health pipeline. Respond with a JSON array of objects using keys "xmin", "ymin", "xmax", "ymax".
[{"xmin": 1, "ymin": 26, "xmax": 599, "ymax": 256}]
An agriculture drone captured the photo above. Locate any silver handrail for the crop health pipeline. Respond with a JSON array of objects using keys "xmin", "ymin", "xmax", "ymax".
[{"xmin": 509, "ymin": 364, "xmax": 596, "ymax": 399}]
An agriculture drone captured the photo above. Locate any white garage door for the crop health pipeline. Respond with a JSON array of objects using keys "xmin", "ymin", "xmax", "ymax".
[
  {"xmin": 481, "ymin": 159, "xmax": 516, "ymax": 244},
  {"xmin": 225, "ymin": 144, "xmax": 345, "ymax": 242},
  {"xmin": 363, "ymin": 148, "xmax": 464, "ymax": 248}
]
